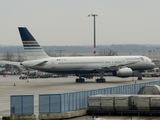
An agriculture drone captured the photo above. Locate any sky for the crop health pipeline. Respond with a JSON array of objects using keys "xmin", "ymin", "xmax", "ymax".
[{"xmin": 1, "ymin": 0, "xmax": 160, "ymax": 46}]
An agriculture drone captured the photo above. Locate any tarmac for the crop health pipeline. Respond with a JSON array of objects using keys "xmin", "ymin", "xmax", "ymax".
[{"xmin": 0, "ymin": 75, "xmax": 160, "ymax": 120}]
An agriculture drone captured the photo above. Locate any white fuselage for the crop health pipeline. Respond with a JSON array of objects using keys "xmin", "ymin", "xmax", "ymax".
[{"xmin": 21, "ymin": 56, "xmax": 155, "ymax": 74}]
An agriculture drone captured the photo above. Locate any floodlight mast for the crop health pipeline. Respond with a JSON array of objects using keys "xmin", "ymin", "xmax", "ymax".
[{"xmin": 88, "ymin": 13, "xmax": 98, "ymax": 55}]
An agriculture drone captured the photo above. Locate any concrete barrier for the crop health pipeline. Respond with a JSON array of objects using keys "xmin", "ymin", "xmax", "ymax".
[
  {"xmin": 2, "ymin": 116, "xmax": 11, "ymax": 120},
  {"xmin": 39, "ymin": 109, "xmax": 87, "ymax": 120},
  {"xmin": 10, "ymin": 114, "xmax": 36, "ymax": 120}
]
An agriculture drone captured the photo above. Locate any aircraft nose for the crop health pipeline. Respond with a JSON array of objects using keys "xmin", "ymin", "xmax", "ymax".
[{"xmin": 151, "ymin": 62, "xmax": 155, "ymax": 68}]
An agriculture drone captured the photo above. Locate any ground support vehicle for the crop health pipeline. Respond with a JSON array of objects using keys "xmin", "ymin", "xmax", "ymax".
[
  {"xmin": 19, "ymin": 74, "xmax": 28, "ymax": 79},
  {"xmin": 142, "ymin": 67, "xmax": 160, "ymax": 77},
  {"xmin": 88, "ymin": 94, "xmax": 160, "ymax": 116}
]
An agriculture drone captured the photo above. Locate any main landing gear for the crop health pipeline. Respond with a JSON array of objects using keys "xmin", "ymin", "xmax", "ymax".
[
  {"xmin": 96, "ymin": 78, "xmax": 106, "ymax": 83},
  {"xmin": 75, "ymin": 71, "xmax": 106, "ymax": 83},
  {"xmin": 95, "ymin": 71, "xmax": 106, "ymax": 83},
  {"xmin": 75, "ymin": 78, "xmax": 85, "ymax": 82}
]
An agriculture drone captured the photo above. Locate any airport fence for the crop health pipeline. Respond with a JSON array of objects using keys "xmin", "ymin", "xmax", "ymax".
[
  {"xmin": 10, "ymin": 95, "xmax": 34, "ymax": 115},
  {"xmin": 39, "ymin": 93, "xmax": 69, "ymax": 113},
  {"xmin": 39, "ymin": 80, "xmax": 160, "ymax": 114},
  {"xmin": 10, "ymin": 80, "xmax": 160, "ymax": 115}
]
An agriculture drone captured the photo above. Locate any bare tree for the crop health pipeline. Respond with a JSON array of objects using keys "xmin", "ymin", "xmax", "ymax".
[
  {"xmin": 17, "ymin": 53, "xmax": 24, "ymax": 62},
  {"xmin": 53, "ymin": 53, "xmax": 58, "ymax": 57},
  {"xmin": 46, "ymin": 50, "xmax": 58, "ymax": 57},
  {"xmin": 106, "ymin": 49, "xmax": 118, "ymax": 56},
  {"xmin": 98, "ymin": 49, "xmax": 118, "ymax": 56},
  {"xmin": 3, "ymin": 51, "xmax": 15, "ymax": 72},
  {"xmin": 70, "ymin": 52, "xmax": 77, "ymax": 56},
  {"xmin": 47, "ymin": 50, "xmax": 52, "ymax": 57},
  {"xmin": 98, "ymin": 50, "xmax": 104, "ymax": 56},
  {"xmin": 3, "ymin": 51, "xmax": 15, "ymax": 61}
]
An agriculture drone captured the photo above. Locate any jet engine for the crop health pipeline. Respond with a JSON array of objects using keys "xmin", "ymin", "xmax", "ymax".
[{"xmin": 113, "ymin": 68, "xmax": 133, "ymax": 78}]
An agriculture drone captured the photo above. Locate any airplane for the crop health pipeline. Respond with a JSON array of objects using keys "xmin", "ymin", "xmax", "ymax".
[
  {"xmin": 0, "ymin": 27, "xmax": 155, "ymax": 82},
  {"xmin": 14, "ymin": 27, "xmax": 155, "ymax": 83}
]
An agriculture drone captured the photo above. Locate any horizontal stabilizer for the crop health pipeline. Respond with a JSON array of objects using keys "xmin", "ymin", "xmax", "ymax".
[{"xmin": 0, "ymin": 61, "xmax": 21, "ymax": 66}]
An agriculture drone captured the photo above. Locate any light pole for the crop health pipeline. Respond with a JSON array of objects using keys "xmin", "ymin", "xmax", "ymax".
[
  {"xmin": 88, "ymin": 13, "xmax": 98, "ymax": 55},
  {"xmin": 157, "ymin": 48, "xmax": 160, "ymax": 59},
  {"xmin": 148, "ymin": 50, "xmax": 152, "ymax": 59},
  {"xmin": 56, "ymin": 50, "xmax": 65, "ymax": 57},
  {"xmin": 153, "ymin": 50, "xmax": 155, "ymax": 60}
]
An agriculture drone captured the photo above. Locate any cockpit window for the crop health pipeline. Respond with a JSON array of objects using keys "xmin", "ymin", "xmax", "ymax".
[{"xmin": 143, "ymin": 56, "xmax": 152, "ymax": 62}]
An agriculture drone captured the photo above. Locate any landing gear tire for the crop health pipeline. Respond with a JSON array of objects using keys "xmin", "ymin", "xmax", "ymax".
[
  {"xmin": 96, "ymin": 78, "xmax": 106, "ymax": 83},
  {"xmin": 138, "ymin": 76, "xmax": 142, "ymax": 80},
  {"xmin": 75, "ymin": 78, "xmax": 85, "ymax": 83}
]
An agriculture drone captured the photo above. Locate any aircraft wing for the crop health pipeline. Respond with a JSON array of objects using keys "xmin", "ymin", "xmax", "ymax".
[
  {"xmin": 0, "ymin": 61, "xmax": 21, "ymax": 66},
  {"xmin": 33, "ymin": 60, "xmax": 48, "ymax": 66},
  {"xmin": 20, "ymin": 60, "xmax": 49, "ymax": 67}
]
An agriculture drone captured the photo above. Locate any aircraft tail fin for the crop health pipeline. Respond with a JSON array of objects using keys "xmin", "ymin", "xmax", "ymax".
[{"xmin": 18, "ymin": 27, "xmax": 50, "ymax": 60}]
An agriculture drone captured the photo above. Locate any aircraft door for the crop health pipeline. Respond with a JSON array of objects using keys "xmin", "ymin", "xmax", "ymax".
[
  {"xmin": 122, "ymin": 58, "xmax": 126, "ymax": 64},
  {"xmin": 51, "ymin": 62, "xmax": 55, "ymax": 69},
  {"xmin": 103, "ymin": 60, "xmax": 106, "ymax": 67}
]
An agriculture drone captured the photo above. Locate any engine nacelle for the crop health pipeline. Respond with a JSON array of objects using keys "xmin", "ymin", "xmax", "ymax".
[{"xmin": 113, "ymin": 68, "xmax": 133, "ymax": 78}]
